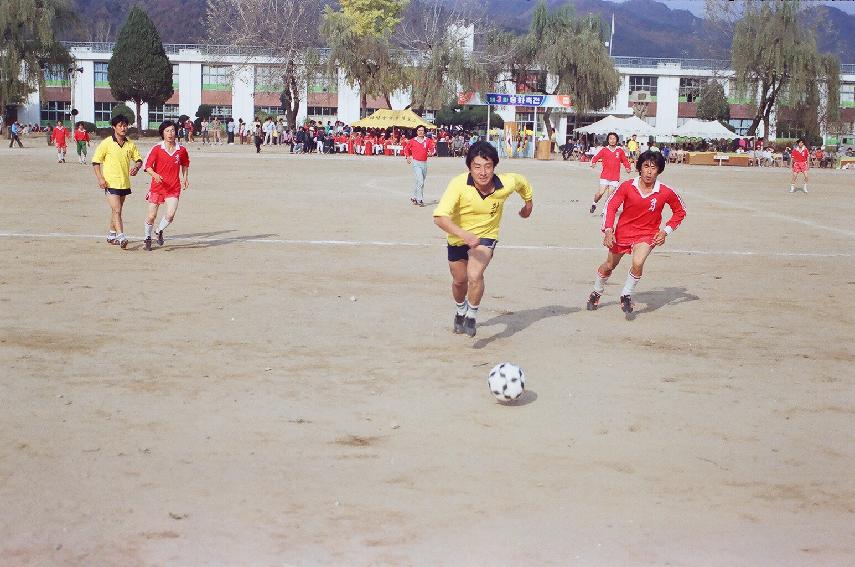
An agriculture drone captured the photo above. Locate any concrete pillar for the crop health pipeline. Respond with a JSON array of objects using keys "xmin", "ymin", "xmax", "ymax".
[{"xmin": 232, "ymin": 65, "xmax": 255, "ymax": 125}]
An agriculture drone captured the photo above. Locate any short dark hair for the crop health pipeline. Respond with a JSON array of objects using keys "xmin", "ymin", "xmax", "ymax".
[
  {"xmin": 636, "ymin": 150, "xmax": 666, "ymax": 173},
  {"xmin": 606, "ymin": 132, "xmax": 618, "ymax": 144},
  {"xmin": 158, "ymin": 120, "xmax": 177, "ymax": 139},
  {"xmin": 466, "ymin": 141, "xmax": 499, "ymax": 168},
  {"xmin": 111, "ymin": 114, "xmax": 129, "ymax": 127},
  {"xmin": 796, "ymin": 138, "xmax": 805, "ymax": 144}
]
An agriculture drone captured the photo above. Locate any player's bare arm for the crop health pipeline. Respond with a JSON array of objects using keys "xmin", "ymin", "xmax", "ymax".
[
  {"xmin": 93, "ymin": 164, "xmax": 108, "ymax": 189},
  {"xmin": 145, "ymin": 167, "xmax": 164, "ymax": 184},
  {"xmin": 519, "ymin": 200, "xmax": 533, "ymax": 218}
]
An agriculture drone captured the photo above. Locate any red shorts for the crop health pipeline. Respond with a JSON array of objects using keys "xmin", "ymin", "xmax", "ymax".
[
  {"xmin": 609, "ymin": 235, "xmax": 656, "ymax": 255},
  {"xmin": 792, "ymin": 161, "xmax": 808, "ymax": 174},
  {"xmin": 146, "ymin": 188, "xmax": 180, "ymax": 204}
]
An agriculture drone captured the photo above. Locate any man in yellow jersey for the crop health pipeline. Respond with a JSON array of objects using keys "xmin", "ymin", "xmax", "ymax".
[
  {"xmin": 627, "ymin": 134, "xmax": 639, "ymax": 163},
  {"xmin": 92, "ymin": 115, "xmax": 143, "ymax": 249},
  {"xmin": 433, "ymin": 141, "xmax": 534, "ymax": 337}
]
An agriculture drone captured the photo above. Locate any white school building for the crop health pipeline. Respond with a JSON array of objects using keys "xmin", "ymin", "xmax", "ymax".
[{"xmin": 12, "ymin": 42, "xmax": 855, "ymax": 146}]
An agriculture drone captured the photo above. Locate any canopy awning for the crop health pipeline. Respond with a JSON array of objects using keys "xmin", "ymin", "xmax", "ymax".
[{"xmin": 351, "ymin": 109, "xmax": 436, "ymax": 129}]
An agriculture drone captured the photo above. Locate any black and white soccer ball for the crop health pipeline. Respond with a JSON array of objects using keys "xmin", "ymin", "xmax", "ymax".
[{"xmin": 487, "ymin": 363, "xmax": 525, "ymax": 402}]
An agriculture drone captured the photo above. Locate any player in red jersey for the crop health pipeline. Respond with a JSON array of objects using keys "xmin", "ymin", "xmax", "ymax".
[
  {"xmin": 142, "ymin": 120, "xmax": 190, "ymax": 251},
  {"xmin": 586, "ymin": 150, "xmax": 687, "ymax": 318},
  {"xmin": 790, "ymin": 138, "xmax": 809, "ymax": 193},
  {"xmin": 589, "ymin": 132, "xmax": 631, "ymax": 214},
  {"xmin": 73, "ymin": 122, "xmax": 91, "ymax": 164},
  {"xmin": 50, "ymin": 120, "xmax": 70, "ymax": 163}
]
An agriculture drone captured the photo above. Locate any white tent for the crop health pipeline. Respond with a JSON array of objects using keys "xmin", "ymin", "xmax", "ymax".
[
  {"xmin": 575, "ymin": 114, "xmax": 659, "ymax": 137},
  {"xmin": 674, "ymin": 119, "xmax": 738, "ymax": 140}
]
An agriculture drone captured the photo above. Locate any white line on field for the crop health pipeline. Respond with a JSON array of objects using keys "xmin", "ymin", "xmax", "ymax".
[
  {"xmin": 683, "ymin": 191, "xmax": 855, "ymax": 237},
  {"xmin": 0, "ymin": 231, "xmax": 851, "ymax": 258}
]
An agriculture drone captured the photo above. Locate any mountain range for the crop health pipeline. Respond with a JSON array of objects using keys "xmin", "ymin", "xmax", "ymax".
[{"xmin": 64, "ymin": 0, "xmax": 855, "ymax": 62}]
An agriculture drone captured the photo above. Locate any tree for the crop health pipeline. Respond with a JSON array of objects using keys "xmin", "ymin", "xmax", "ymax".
[
  {"xmin": 503, "ymin": 1, "xmax": 620, "ymax": 138},
  {"xmin": 696, "ymin": 79, "xmax": 730, "ymax": 125},
  {"xmin": 111, "ymin": 103, "xmax": 135, "ymax": 125},
  {"xmin": 206, "ymin": 0, "xmax": 323, "ymax": 130},
  {"xmin": 196, "ymin": 104, "xmax": 213, "ymax": 120},
  {"xmin": 729, "ymin": 0, "xmax": 840, "ymax": 137},
  {"xmin": 435, "ymin": 102, "xmax": 503, "ymax": 129},
  {"xmin": 108, "ymin": 6, "xmax": 173, "ymax": 131},
  {"xmin": 0, "ymin": 0, "xmax": 74, "ymax": 114},
  {"xmin": 322, "ymin": 0, "xmax": 410, "ymax": 112}
]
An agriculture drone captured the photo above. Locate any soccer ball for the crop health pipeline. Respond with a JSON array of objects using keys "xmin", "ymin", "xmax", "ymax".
[{"xmin": 487, "ymin": 363, "xmax": 525, "ymax": 402}]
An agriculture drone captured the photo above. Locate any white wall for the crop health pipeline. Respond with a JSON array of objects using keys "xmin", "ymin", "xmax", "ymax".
[
  {"xmin": 74, "ymin": 60, "xmax": 95, "ymax": 123},
  {"xmin": 232, "ymin": 65, "xmax": 255, "ymax": 124},
  {"xmin": 178, "ymin": 62, "xmax": 202, "ymax": 119},
  {"xmin": 337, "ymin": 72, "xmax": 360, "ymax": 124}
]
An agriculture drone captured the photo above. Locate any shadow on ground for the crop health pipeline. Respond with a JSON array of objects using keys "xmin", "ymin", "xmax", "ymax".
[{"xmin": 474, "ymin": 305, "xmax": 578, "ymax": 349}]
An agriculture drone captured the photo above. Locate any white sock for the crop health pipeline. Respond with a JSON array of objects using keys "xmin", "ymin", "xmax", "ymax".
[
  {"xmin": 593, "ymin": 270, "xmax": 610, "ymax": 293},
  {"xmin": 145, "ymin": 223, "xmax": 153, "ymax": 238},
  {"xmin": 117, "ymin": 232, "xmax": 126, "ymax": 242},
  {"xmin": 803, "ymin": 184, "xmax": 808, "ymax": 192},
  {"xmin": 790, "ymin": 184, "xmax": 795, "ymax": 191},
  {"xmin": 621, "ymin": 270, "xmax": 640, "ymax": 297},
  {"xmin": 157, "ymin": 217, "xmax": 171, "ymax": 232},
  {"xmin": 108, "ymin": 230, "xmax": 117, "ymax": 240},
  {"xmin": 455, "ymin": 300, "xmax": 468, "ymax": 316},
  {"xmin": 465, "ymin": 304, "xmax": 479, "ymax": 320}
]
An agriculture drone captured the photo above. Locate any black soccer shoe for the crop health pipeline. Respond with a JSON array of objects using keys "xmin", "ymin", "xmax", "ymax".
[
  {"xmin": 119, "ymin": 238, "xmax": 129, "ymax": 250},
  {"xmin": 453, "ymin": 314, "xmax": 465, "ymax": 334},
  {"xmin": 620, "ymin": 295, "xmax": 633, "ymax": 315},
  {"xmin": 156, "ymin": 230, "xmax": 164, "ymax": 246},
  {"xmin": 463, "ymin": 317, "xmax": 476, "ymax": 337},
  {"xmin": 589, "ymin": 204, "xmax": 596, "ymax": 214},
  {"xmin": 144, "ymin": 237, "xmax": 152, "ymax": 251},
  {"xmin": 586, "ymin": 291, "xmax": 601, "ymax": 311}
]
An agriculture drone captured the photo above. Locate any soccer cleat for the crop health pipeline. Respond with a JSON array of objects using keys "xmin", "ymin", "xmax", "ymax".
[
  {"xmin": 463, "ymin": 316, "xmax": 476, "ymax": 337},
  {"xmin": 453, "ymin": 314, "xmax": 465, "ymax": 334},
  {"xmin": 156, "ymin": 230, "xmax": 164, "ymax": 246},
  {"xmin": 589, "ymin": 204, "xmax": 596, "ymax": 214},
  {"xmin": 418, "ymin": 201, "xmax": 425, "ymax": 207},
  {"xmin": 119, "ymin": 238, "xmax": 129, "ymax": 249},
  {"xmin": 620, "ymin": 294, "xmax": 633, "ymax": 315},
  {"xmin": 789, "ymin": 187, "xmax": 795, "ymax": 193},
  {"xmin": 144, "ymin": 237, "xmax": 152, "ymax": 251},
  {"xmin": 410, "ymin": 197, "xmax": 418, "ymax": 205},
  {"xmin": 586, "ymin": 291, "xmax": 601, "ymax": 311},
  {"xmin": 802, "ymin": 186, "xmax": 808, "ymax": 193}
]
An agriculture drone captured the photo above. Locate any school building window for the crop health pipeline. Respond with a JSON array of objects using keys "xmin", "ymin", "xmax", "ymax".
[
  {"xmin": 94, "ymin": 62, "xmax": 109, "ymax": 87},
  {"xmin": 841, "ymin": 83, "xmax": 855, "ymax": 108},
  {"xmin": 94, "ymin": 101, "xmax": 117, "ymax": 126},
  {"xmin": 728, "ymin": 118, "xmax": 752, "ymax": 136},
  {"xmin": 202, "ymin": 65, "xmax": 231, "ymax": 90},
  {"xmin": 148, "ymin": 104, "xmax": 180, "ymax": 128},
  {"xmin": 629, "ymin": 75, "xmax": 658, "ymax": 99},
  {"xmin": 40, "ymin": 101, "xmax": 70, "ymax": 125},
  {"xmin": 679, "ymin": 77, "xmax": 707, "ymax": 103},
  {"xmin": 172, "ymin": 64, "xmax": 179, "ymax": 88},
  {"xmin": 255, "ymin": 105, "xmax": 283, "ymax": 117},
  {"xmin": 308, "ymin": 74, "xmax": 337, "ymax": 94},
  {"xmin": 254, "ymin": 66, "xmax": 283, "ymax": 92},
  {"xmin": 306, "ymin": 106, "xmax": 337, "ymax": 117},
  {"xmin": 209, "ymin": 105, "xmax": 232, "ymax": 119},
  {"xmin": 44, "ymin": 65, "xmax": 70, "ymax": 87}
]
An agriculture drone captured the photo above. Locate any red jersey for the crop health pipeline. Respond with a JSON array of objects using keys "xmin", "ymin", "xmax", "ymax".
[
  {"xmin": 51, "ymin": 126, "xmax": 70, "ymax": 147},
  {"xmin": 792, "ymin": 147, "xmax": 809, "ymax": 163},
  {"xmin": 592, "ymin": 146, "xmax": 630, "ymax": 181},
  {"xmin": 144, "ymin": 142, "xmax": 190, "ymax": 194},
  {"xmin": 73, "ymin": 129, "xmax": 90, "ymax": 142},
  {"xmin": 603, "ymin": 177, "xmax": 687, "ymax": 242},
  {"xmin": 403, "ymin": 137, "xmax": 435, "ymax": 162}
]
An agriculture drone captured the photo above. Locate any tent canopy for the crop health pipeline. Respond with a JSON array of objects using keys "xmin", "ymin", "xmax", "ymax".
[
  {"xmin": 351, "ymin": 109, "xmax": 436, "ymax": 129},
  {"xmin": 575, "ymin": 114, "xmax": 658, "ymax": 137},
  {"xmin": 673, "ymin": 119, "xmax": 738, "ymax": 140}
]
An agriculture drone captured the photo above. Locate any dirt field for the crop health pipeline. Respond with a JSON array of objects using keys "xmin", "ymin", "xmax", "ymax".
[{"xmin": 1, "ymin": 139, "xmax": 854, "ymax": 566}]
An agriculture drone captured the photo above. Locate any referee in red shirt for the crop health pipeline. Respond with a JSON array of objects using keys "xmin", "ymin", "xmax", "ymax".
[{"xmin": 404, "ymin": 125, "xmax": 436, "ymax": 207}]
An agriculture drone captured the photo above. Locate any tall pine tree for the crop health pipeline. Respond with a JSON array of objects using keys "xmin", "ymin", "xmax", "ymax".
[{"xmin": 108, "ymin": 6, "xmax": 173, "ymax": 131}]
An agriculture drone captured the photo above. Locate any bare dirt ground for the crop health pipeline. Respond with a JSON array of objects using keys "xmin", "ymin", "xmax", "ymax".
[{"xmin": 1, "ymin": 139, "xmax": 854, "ymax": 566}]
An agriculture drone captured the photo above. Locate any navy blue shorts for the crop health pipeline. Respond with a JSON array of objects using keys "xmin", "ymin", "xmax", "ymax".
[
  {"xmin": 447, "ymin": 238, "xmax": 497, "ymax": 262},
  {"xmin": 105, "ymin": 188, "xmax": 131, "ymax": 196}
]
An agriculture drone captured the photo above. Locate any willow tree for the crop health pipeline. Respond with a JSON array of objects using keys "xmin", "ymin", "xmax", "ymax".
[
  {"xmin": 395, "ymin": 0, "xmax": 487, "ymax": 114},
  {"xmin": 321, "ymin": 0, "xmax": 410, "ymax": 112},
  {"xmin": 508, "ymin": 1, "xmax": 620, "ymax": 137},
  {"xmin": 206, "ymin": 0, "xmax": 322, "ymax": 129},
  {"xmin": 0, "ymin": 0, "xmax": 73, "ymax": 114},
  {"xmin": 730, "ymin": 0, "xmax": 839, "ymax": 137}
]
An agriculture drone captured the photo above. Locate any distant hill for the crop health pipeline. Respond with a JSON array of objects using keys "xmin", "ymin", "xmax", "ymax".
[{"xmin": 64, "ymin": 0, "xmax": 855, "ymax": 62}]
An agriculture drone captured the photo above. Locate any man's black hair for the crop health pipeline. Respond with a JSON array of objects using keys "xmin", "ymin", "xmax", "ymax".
[
  {"xmin": 635, "ymin": 149, "xmax": 666, "ymax": 173},
  {"xmin": 796, "ymin": 138, "xmax": 805, "ymax": 144},
  {"xmin": 606, "ymin": 132, "xmax": 618, "ymax": 144},
  {"xmin": 111, "ymin": 114, "xmax": 129, "ymax": 127},
  {"xmin": 158, "ymin": 120, "xmax": 177, "ymax": 139},
  {"xmin": 466, "ymin": 140, "xmax": 499, "ymax": 168}
]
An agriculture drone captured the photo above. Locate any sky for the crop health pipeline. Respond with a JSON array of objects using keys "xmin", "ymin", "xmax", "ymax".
[{"xmin": 601, "ymin": 0, "xmax": 855, "ymax": 16}]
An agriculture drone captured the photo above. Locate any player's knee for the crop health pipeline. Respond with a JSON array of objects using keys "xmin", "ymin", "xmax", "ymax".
[{"xmin": 166, "ymin": 214, "xmax": 175, "ymax": 223}]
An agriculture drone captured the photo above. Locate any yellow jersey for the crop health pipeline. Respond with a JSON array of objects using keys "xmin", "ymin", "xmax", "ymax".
[
  {"xmin": 433, "ymin": 172, "xmax": 533, "ymax": 246},
  {"xmin": 92, "ymin": 135, "xmax": 143, "ymax": 189},
  {"xmin": 627, "ymin": 139, "xmax": 639, "ymax": 152}
]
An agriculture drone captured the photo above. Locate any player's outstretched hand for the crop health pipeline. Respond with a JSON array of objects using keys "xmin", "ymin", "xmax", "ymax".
[
  {"xmin": 603, "ymin": 230, "xmax": 616, "ymax": 248},
  {"xmin": 653, "ymin": 230, "xmax": 667, "ymax": 246},
  {"xmin": 519, "ymin": 201, "xmax": 533, "ymax": 218}
]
